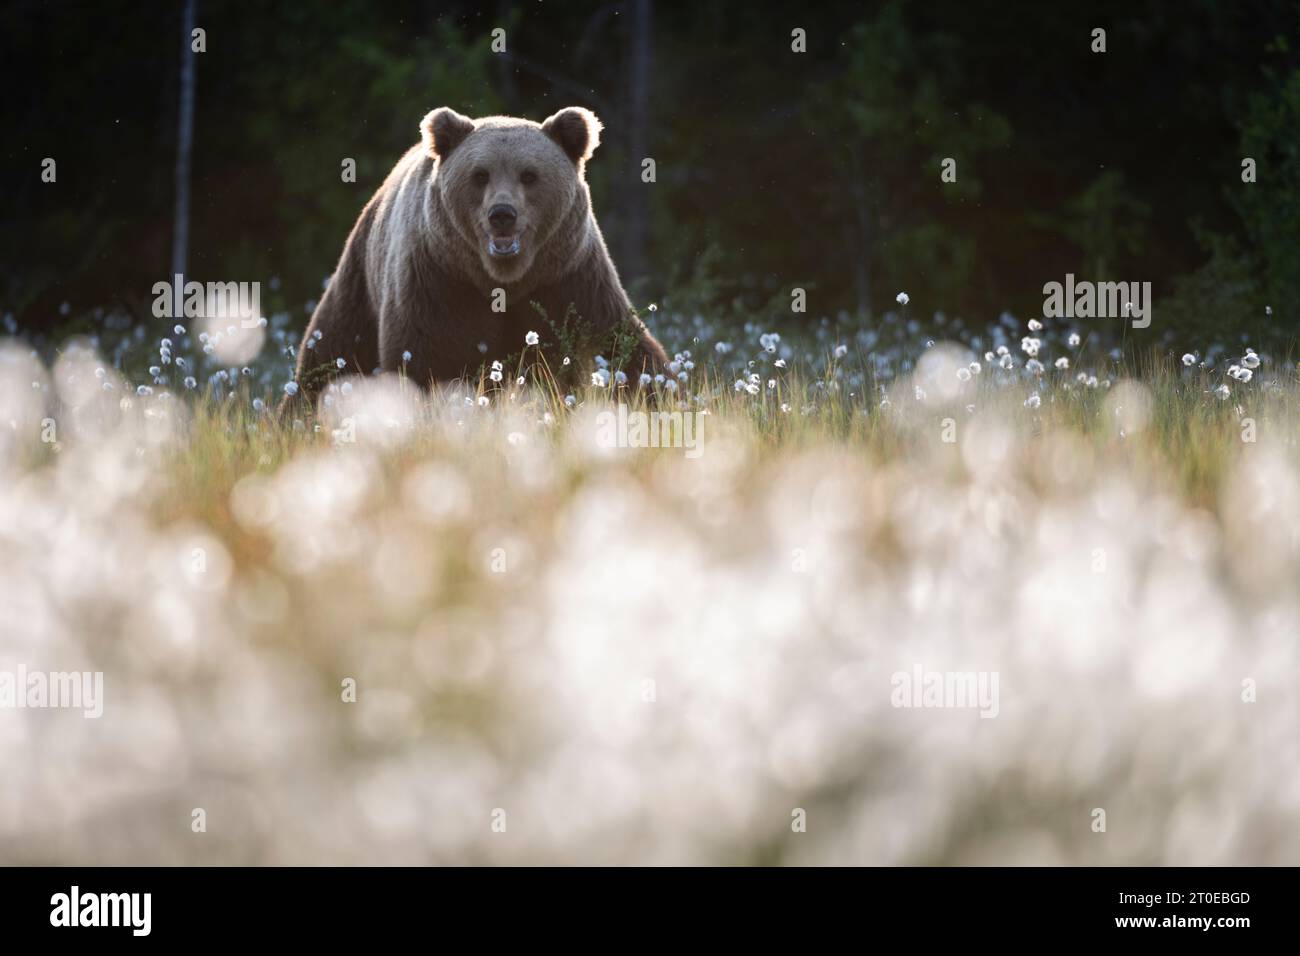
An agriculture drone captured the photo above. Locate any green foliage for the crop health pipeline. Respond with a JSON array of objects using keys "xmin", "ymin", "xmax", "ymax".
[
  {"xmin": 1159, "ymin": 229, "xmax": 1266, "ymax": 348},
  {"xmin": 7, "ymin": 0, "xmax": 1300, "ymax": 355},
  {"xmin": 1235, "ymin": 65, "xmax": 1300, "ymax": 320},
  {"xmin": 1160, "ymin": 60, "xmax": 1300, "ymax": 350},
  {"xmin": 1063, "ymin": 172, "xmax": 1151, "ymax": 281},
  {"xmin": 229, "ymin": 10, "xmax": 500, "ymax": 305},
  {"xmin": 808, "ymin": 2, "xmax": 1012, "ymax": 315}
]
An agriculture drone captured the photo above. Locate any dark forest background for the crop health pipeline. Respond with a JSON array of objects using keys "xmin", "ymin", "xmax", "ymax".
[{"xmin": 3, "ymin": 0, "xmax": 1299, "ymax": 349}]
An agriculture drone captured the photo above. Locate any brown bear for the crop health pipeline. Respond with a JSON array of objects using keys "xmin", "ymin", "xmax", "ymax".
[{"xmin": 286, "ymin": 106, "xmax": 667, "ymax": 408}]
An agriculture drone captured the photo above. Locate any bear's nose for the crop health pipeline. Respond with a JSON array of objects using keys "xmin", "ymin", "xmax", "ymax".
[{"xmin": 487, "ymin": 204, "xmax": 518, "ymax": 232}]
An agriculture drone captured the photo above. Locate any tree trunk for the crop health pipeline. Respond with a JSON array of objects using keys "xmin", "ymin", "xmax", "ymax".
[
  {"xmin": 172, "ymin": 0, "xmax": 198, "ymax": 287},
  {"xmin": 848, "ymin": 140, "xmax": 872, "ymax": 317},
  {"xmin": 623, "ymin": 0, "xmax": 652, "ymax": 290},
  {"xmin": 495, "ymin": 0, "xmax": 519, "ymax": 111}
]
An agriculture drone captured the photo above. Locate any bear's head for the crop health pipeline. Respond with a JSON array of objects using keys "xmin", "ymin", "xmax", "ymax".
[{"xmin": 420, "ymin": 106, "xmax": 603, "ymax": 284}]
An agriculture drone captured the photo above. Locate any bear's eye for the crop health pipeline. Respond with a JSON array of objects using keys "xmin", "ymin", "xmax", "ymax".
[
  {"xmin": 472, "ymin": 169, "xmax": 489, "ymax": 188},
  {"xmin": 520, "ymin": 170, "xmax": 538, "ymax": 186}
]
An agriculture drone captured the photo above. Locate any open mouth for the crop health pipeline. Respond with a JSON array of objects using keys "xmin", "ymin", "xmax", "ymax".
[{"xmin": 487, "ymin": 236, "xmax": 521, "ymax": 258}]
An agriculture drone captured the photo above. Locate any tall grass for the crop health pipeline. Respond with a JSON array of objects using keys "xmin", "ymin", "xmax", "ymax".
[{"xmin": 1, "ymin": 327, "xmax": 1297, "ymax": 864}]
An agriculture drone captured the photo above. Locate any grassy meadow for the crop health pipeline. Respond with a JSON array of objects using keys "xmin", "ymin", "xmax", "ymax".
[{"xmin": 1, "ymin": 311, "xmax": 1298, "ymax": 865}]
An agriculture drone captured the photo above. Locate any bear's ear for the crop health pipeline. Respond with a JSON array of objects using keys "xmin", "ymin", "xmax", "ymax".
[
  {"xmin": 420, "ymin": 108, "xmax": 475, "ymax": 160},
  {"xmin": 541, "ymin": 107, "xmax": 602, "ymax": 165}
]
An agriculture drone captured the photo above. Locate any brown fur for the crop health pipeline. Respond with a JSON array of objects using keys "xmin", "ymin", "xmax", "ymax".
[{"xmin": 285, "ymin": 107, "xmax": 666, "ymax": 411}]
